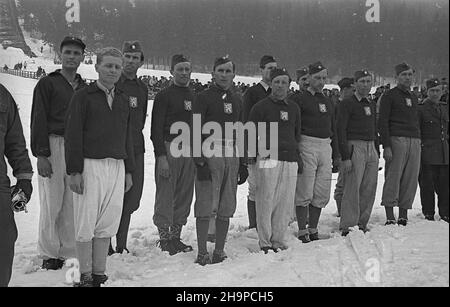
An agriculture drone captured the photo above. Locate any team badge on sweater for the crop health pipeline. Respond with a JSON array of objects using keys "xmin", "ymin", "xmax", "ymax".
[
  {"xmin": 280, "ymin": 110, "xmax": 289, "ymax": 121},
  {"xmin": 405, "ymin": 98, "xmax": 412, "ymax": 107},
  {"xmin": 319, "ymin": 103, "xmax": 327, "ymax": 113},
  {"xmin": 184, "ymin": 100, "xmax": 192, "ymax": 111},
  {"xmin": 364, "ymin": 106, "xmax": 372, "ymax": 116},
  {"xmin": 129, "ymin": 96, "xmax": 138, "ymax": 108},
  {"xmin": 224, "ymin": 103, "xmax": 233, "ymax": 114}
]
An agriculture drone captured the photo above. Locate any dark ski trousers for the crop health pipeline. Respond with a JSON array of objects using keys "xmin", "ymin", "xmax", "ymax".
[
  {"xmin": 116, "ymin": 153, "xmax": 145, "ymax": 248},
  {"xmin": 153, "ymin": 143, "xmax": 195, "ymax": 228},
  {"xmin": 0, "ymin": 192, "xmax": 17, "ymax": 287},
  {"xmin": 419, "ymin": 164, "xmax": 449, "ymax": 218}
]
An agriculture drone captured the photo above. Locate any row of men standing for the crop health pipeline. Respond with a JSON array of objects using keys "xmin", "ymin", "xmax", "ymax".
[{"xmin": 1, "ymin": 36, "xmax": 447, "ymax": 287}]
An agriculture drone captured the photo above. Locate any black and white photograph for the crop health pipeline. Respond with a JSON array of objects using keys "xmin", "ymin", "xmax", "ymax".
[{"xmin": 0, "ymin": 0, "xmax": 448, "ymax": 290}]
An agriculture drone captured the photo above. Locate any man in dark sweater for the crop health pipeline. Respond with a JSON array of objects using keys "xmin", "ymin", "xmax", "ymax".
[
  {"xmin": 379, "ymin": 62, "xmax": 421, "ymax": 226},
  {"xmin": 418, "ymin": 78, "xmax": 449, "ymax": 223},
  {"xmin": 291, "ymin": 61, "xmax": 341, "ymax": 243},
  {"xmin": 31, "ymin": 36, "xmax": 86, "ymax": 270},
  {"xmin": 108, "ymin": 41, "xmax": 148, "ymax": 255},
  {"xmin": 338, "ymin": 71, "xmax": 378, "ymax": 235},
  {"xmin": 242, "ymin": 55, "xmax": 277, "ymax": 230},
  {"xmin": 249, "ymin": 68, "xmax": 301, "ymax": 253},
  {"xmin": 65, "ymin": 47, "xmax": 135, "ymax": 287},
  {"xmin": 151, "ymin": 54, "xmax": 196, "ymax": 255},
  {"xmin": 0, "ymin": 84, "xmax": 33, "ymax": 287},
  {"xmin": 333, "ymin": 77, "xmax": 355, "ymax": 217},
  {"xmin": 193, "ymin": 56, "xmax": 247, "ymax": 265}
]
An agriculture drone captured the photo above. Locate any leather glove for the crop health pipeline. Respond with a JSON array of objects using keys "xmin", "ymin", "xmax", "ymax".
[
  {"xmin": 196, "ymin": 163, "xmax": 211, "ymax": 181},
  {"xmin": 237, "ymin": 164, "xmax": 249, "ymax": 185},
  {"xmin": 13, "ymin": 179, "xmax": 33, "ymax": 201}
]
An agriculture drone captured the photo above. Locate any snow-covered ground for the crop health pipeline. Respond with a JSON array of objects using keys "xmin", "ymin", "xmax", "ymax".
[{"xmin": 0, "ymin": 58, "xmax": 448, "ymax": 287}]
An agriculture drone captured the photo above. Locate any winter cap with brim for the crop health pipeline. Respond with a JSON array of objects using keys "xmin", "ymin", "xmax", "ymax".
[
  {"xmin": 395, "ymin": 62, "xmax": 415, "ymax": 75},
  {"xmin": 354, "ymin": 70, "xmax": 371, "ymax": 81},
  {"xmin": 260, "ymin": 55, "xmax": 276, "ymax": 69},
  {"xmin": 296, "ymin": 67, "xmax": 309, "ymax": 80},
  {"xmin": 122, "ymin": 41, "xmax": 143, "ymax": 56},
  {"xmin": 60, "ymin": 36, "xmax": 86, "ymax": 51},
  {"xmin": 308, "ymin": 61, "xmax": 326, "ymax": 75},
  {"xmin": 426, "ymin": 78, "xmax": 441, "ymax": 90},
  {"xmin": 337, "ymin": 77, "xmax": 354, "ymax": 90},
  {"xmin": 213, "ymin": 55, "xmax": 233, "ymax": 71},
  {"xmin": 270, "ymin": 68, "xmax": 291, "ymax": 82},
  {"xmin": 171, "ymin": 54, "xmax": 190, "ymax": 71}
]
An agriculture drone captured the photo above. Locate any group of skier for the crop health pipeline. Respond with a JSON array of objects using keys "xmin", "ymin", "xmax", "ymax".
[{"xmin": 0, "ymin": 35, "xmax": 448, "ymax": 287}]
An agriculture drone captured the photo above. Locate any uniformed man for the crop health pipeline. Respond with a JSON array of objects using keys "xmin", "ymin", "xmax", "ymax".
[
  {"xmin": 249, "ymin": 68, "xmax": 301, "ymax": 253},
  {"xmin": 0, "ymin": 84, "xmax": 33, "ymax": 287},
  {"xmin": 242, "ymin": 55, "xmax": 277, "ymax": 230},
  {"xmin": 379, "ymin": 62, "xmax": 421, "ymax": 226},
  {"xmin": 193, "ymin": 56, "xmax": 247, "ymax": 265},
  {"xmin": 109, "ymin": 41, "xmax": 148, "ymax": 255},
  {"xmin": 31, "ymin": 36, "xmax": 86, "ymax": 270},
  {"xmin": 291, "ymin": 61, "xmax": 340, "ymax": 243},
  {"xmin": 418, "ymin": 78, "xmax": 449, "ymax": 223},
  {"xmin": 333, "ymin": 77, "xmax": 355, "ymax": 217},
  {"xmin": 151, "ymin": 54, "xmax": 196, "ymax": 255},
  {"xmin": 337, "ymin": 71, "xmax": 379, "ymax": 235}
]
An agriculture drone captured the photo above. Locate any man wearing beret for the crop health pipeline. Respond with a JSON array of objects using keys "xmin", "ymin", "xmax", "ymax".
[
  {"xmin": 31, "ymin": 36, "xmax": 86, "ymax": 270},
  {"xmin": 242, "ymin": 55, "xmax": 277, "ymax": 230},
  {"xmin": 338, "ymin": 71, "xmax": 379, "ymax": 235},
  {"xmin": 291, "ymin": 61, "xmax": 340, "ymax": 243},
  {"xmin": 0, "ymin": 84, "xmax": 33, "ymax": 287},
  {"xmin": 417, "ymin": 79, "xmax": 449, "ymax": 223},
  {"xmin": 108, "ymin": 41, "xmax": 148, "ymax": 255},
  {"xmin": 151, "ymin": 54, "xmax": 196, "ymax": 255},
  {"xmin": 249, "ymin": 68, "xmax": 301, "ymax": 253},
  {"xmin": 379, "ymin": 62, "xmax": 421, "ymax": 226},
  {"xmin": 192, "ymin": 56, "xmax": 247, "ymax": 265},
  {"xmin": 333, "ymin": 77, "xmax": 355, "ymax": 217}
]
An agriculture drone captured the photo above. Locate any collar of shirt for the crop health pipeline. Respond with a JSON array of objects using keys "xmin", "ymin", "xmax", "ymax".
[
  {"xmin": 96, "ymin": 80, "xmax": 115, "ymax": 96},
  {"xmin": 259, "ymin": 80, "xmax": 270, "ymax": 92},
  {"xmin": 396, "ymin": 84, "xmax": 411, "ymax": 95},
  {"xmin": 269, "ymin": 95, "xmax": 289, "ymax": 106},
  {"xmin": 96, "ymin": 80, "xmax": 115, "ymax": 109},
  {"xmin": 354, "ymin": 92, "xmax": 368, "ymax": 102},
  {"xmin": 120, "ymin": 73, "xmax": 138, "ymax": 82},
  {"xmin": 307, "ymin": 87, "xmax": 324, "ymax": 97},
  {"xmin": 54, "ymin": 69, "xmax": 84, "ymax": 88}
]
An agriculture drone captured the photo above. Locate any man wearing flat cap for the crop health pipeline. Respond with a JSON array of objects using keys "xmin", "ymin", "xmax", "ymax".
[
  {"xmin": 249, "ymin": 68, "xmax": 301, "ymax": 253},
  {"xmin": 242, "ymin": 55, "xmax": 277, "ymax": 230},
  {"xmin": 291, "ymin": 61, "xmax": 340, "ymax": 243},
  {"xmin": 417, "ymin": 78, "xmax": 449, "ymax": 223},
  {"xmin": 108, "ymin": 41, "xmax": 148, "ymax": 255},
  {"xmin": 337, "ymin": 70, "xmax": 379, "ymax": 235},
  {"xmin": 192, "ymin": 56, "xmax": 246, "ymax": 265},
  {"xmin": 379, "ymin": 62, "xmax": 421, "ymax": 226},
  {"xmin": 31, "ymin": 35, "xmax": 86, "ymax": 270},
  {"xmin": 333, "ymin": 77, "xmax": 355, "ymax": 217},
  {"xmin": 151, "ymin": 54, "xmax": 196, "ymax": 255}
]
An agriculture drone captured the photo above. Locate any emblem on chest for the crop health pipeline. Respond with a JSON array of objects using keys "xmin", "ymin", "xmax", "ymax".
[
  {"xmin": 319, "ymin": 103, "xmax": 327, "ymax": 113},
  {"xmin": 224, "ymin": 103, "xmax": 233, "ymax": 114},
  {"xmin": 129, "ymin": 96, "xmax": 138, "ymax": 108},
  {"xmin": 184, "ymin": 100, "xmax": 192, "ymax": 111}
]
